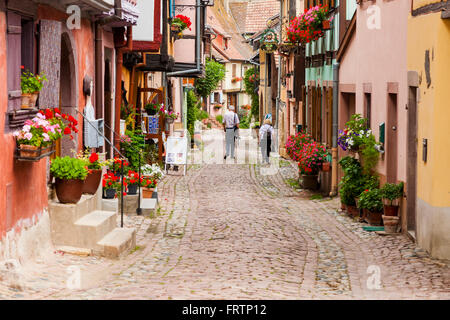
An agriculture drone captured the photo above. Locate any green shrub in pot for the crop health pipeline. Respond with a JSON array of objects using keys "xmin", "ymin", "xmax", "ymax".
[
  {"xmin": 50, "ymin": 156, "xmax": 88, "ymax": 204},
  {"xmin": 358, "ymin": 188, "xmax": 383, "ymax": 212},
  {"xmin": 380, "ymin": 182, "xmax": 404, "ymax": 216}
]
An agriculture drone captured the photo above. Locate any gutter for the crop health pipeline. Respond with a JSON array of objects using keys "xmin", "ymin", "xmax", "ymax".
[
  {"xmin": 167, "ymin": 0, "xmax": 202, "ymax": 77},
  {"xmin": 275, "ymin": 0, "xmax": 282, "ymax": 150}
]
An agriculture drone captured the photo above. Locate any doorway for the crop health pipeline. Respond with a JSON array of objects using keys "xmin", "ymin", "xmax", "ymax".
[
  {"xmin": 407, "ymin": 86, "xmax": 418, "ymax": 234},
  {"xmin": 227, "ymin": 93, "xmax": 238, "ymax": 110},
  {"xmin": 104, "ymin": 48, "xmax": 113, "ymax": 158},
  {"xmin": 59, "ymin": 32, "xmax": 77, "ymax": 157},
  {"xmin": 386, "ymin": 93, "xmax": 398, "ymax": 183}
]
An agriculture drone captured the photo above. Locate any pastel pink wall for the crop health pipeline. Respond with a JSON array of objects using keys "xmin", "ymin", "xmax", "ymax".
[
  {"xmin": 339, "ymin": 0, "xmax": 410, "ymax": 182},
  {"xmin": 173, "ymin": 0, "xmax": 197, "ymax": 63}
]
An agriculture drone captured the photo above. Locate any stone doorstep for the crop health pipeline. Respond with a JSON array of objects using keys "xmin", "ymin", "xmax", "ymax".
[
  {"xmin": 48, "ymin": 193, "xmax": 98, "ymax": 224},
  {"xmin": 74, "ymin": 210, "xmax": 117, "ymax": 249},
  {"xmin": 118, "ymin": 194, "xmax": 158, "ymax": 217},
  {"xmin": 95, "ymin": 228, "xmax": 136, "ymax": 259}
]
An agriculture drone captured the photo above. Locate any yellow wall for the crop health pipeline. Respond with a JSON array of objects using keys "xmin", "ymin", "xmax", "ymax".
[
  {"xmin": 407, "ymin": 12, "xmax": 450, "ymax": 207},
  {"xmin": 122, "ymin": 66, "xmax": 131, "ymax": 103},
  {"xmin": 413, "ymin": 0, "xmax": 442, "ymax": 10}
]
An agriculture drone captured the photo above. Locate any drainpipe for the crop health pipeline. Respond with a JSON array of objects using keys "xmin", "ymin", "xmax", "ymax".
[
  {"xmin": 330, "ymin": 62, "xmax": 340, "ymax": 196},
  {"xmin": 114, "ymin": 26, "xmax": 133, "ymax": 151},
  {"xmin": 95, "ymin": 22, "xmax": 103, "ymax": 122},
  {"xmin": 275, "ymin": 0, "xmax": 282, "ymax": 153},
  {"xmin": 166, "ymin": 0, "xmax": 202, "ymax": 77}
]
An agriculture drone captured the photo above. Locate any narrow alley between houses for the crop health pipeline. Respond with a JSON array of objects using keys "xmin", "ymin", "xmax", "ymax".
[{"xmin": 1, "ymin": 131, "xmax": 448, "ymax": 299}]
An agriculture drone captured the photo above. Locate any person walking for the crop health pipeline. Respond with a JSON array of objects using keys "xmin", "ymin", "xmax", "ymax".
[
  {"xmin": 223, "ymin": 105, "xmax": 239, "ymax": 159},
  {"xmin": 259, "ymin": 118, "xmax": 274, "ymax": 164}
]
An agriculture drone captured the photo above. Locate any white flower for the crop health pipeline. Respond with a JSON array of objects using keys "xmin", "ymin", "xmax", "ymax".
[{"xmin": 23, "ymin": 125, "xmax": 31, "ymax": 132}]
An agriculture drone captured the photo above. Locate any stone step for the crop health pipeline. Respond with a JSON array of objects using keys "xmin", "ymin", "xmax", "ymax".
[
  {"xmin": 102, "ymin": 198, "xmax": 118, "ymax": 212},
  {"xmin": 74, "ymin": 210, "xmax": 117, "ymax": 249},
  {"xmin": 95, "ymin": 228, "xmax": 136, "ymax": 258},
  {"xmin": 49, "ymin": 193, "xmax": 99, "ymax": 224}
]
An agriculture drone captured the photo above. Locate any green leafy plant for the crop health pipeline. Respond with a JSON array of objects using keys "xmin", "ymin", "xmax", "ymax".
[
  {"xmin": 380, "ymin": 182, "xmax": 404, "ymax": 206},
  {"xmin": 194, "ymin": 58, "xmax": 226, "ymax": 102},
  {"xmin": 21, "ymin": 68, "xmax": 47, "ymax": 94},
  {"xmin": 243, "ymin": 67, "xmax": 260, "ymax": 118},
  {"xmin": 215, "ymin": 115, "xmax": 223, "ymax": 124},
  {"xmin": 120, "ymin": 130, "xmax": 145, "ymax": 171},
  {"xmin": 358, "ymin": 188, "xmax": 383, "ymax": 212},
  {"xmin": 50, "ymin": 156, "xmax": 88, "ymax": 180}
]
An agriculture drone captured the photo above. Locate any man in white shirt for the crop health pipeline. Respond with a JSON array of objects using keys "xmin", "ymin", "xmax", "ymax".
[{"xmin": 222, "ymin": 105, "xmax": 239, "ymax": 159}]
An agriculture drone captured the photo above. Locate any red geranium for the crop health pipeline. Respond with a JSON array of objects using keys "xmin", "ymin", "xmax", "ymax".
[{"xmin": 89, "ymin": 152, "xmax": 99, "ymax": 163}]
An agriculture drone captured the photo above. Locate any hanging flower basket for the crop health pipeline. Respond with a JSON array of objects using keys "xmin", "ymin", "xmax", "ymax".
[{"xmin": 286, "ymin": 4, "xmax": 330, "ymax": 44}]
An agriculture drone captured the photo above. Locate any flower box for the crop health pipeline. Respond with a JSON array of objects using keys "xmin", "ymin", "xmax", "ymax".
[{"xmin": 16, "ymin": 142, "xmax": 55, "ymax": 161}]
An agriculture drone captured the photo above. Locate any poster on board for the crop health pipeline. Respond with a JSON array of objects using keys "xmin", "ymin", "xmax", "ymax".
[{"xmin": 165, "ymin": 136, "xmax": 188, "ymax": 175}]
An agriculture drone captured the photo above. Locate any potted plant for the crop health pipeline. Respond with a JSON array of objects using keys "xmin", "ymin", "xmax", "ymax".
[
  {"xmin": 77, "ymin": 151, "xmax": 111, "ymax": 195},
  {"xmin": 109, "ymin": 157, "xmax": 130, "ymax": 177},
  {"xmin": 380, "ymin": 182, "xmax": 404, "ymax": 216},
  {"xmin": 142, "ymin": 178, "xmax": 157, "ymax": 199},
  {"xmin": 141, "ymin": 163, "xmax": 164, "ymax": 181},
  {"xmin": 102, "ymin": 171, "xmax": 120, "ymax": 199},
  {"xmin": 124, "ymin": 170, "xmax": 141, "ymax": 195},
  {"xmin": 50, "ymin": 156, "xmax": 88, "ymax": 204},
  {"xmin": 297, "ymin": 140, "xmax": 329, "ymax": 190},
  {"xmin": 381, "ymin": 182, "xmax": 404, "ymax": 232},
  {"xmin": 338, "ymin": 156, "xmax": 363, "ymax": 217},
  {"xmin": 160, "ymin": 109, "xmax": 179, "ymax": 124},
  {"xmin": 170, "ymin": 14, "xmax": 192, "ymax": 37},
  {"xmin": 13, "ymin": 108, "xmax": 77, "ymax": 159},
  {"xmin": 20, "ymin": 67, "xmax": 47, "ymax": 109},
  {"xmin": 286, "ymin": 4, "xmax": 329, "ymax": 44},
  {"xmin": 358, "ymin": 188, "xmax": 383, "ymax": 225},
  {"xmin": 322, "ymin": 161, "xmax": 331, "ymax": 172},
  {"xmin": 144, "ymin": 102, "xmax": 161, "ymax": 116}
]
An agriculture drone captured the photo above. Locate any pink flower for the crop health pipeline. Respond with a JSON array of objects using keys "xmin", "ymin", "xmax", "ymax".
[{"xmin": 24, "ymin": 132, "xmax": 33, "ymax": 140}]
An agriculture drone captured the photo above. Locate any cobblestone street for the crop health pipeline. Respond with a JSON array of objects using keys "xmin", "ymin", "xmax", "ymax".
[{"xmin": 0, "ymin": 140, "xmax": 448, "ymax": 299}]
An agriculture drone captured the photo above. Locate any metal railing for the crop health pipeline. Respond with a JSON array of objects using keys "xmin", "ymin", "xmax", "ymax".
[{"xmin": 76, "ymin": 110, "xmax": 130, "ymax": 228}]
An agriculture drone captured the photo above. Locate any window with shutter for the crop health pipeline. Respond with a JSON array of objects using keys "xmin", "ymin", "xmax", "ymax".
[
  {"xmin": 7, "ymin": 11, "xmax": 22, "ymax": 113},
  {"xmin": 38, "ymin": 20, "xmax": 61, "ymax": 109}
]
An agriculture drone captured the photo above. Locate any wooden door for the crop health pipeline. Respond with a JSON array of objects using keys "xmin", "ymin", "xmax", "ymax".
[{"xmin": 386, "ymin": 93, "xmax": 398, "ymax": 183}]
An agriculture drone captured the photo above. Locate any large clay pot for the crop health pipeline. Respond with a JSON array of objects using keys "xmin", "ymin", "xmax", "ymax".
[
  {"xmin": 322, "ymin": 162, "xmax": 331, "ymax": 172},
  {"xmin": 364, "ymin": 208, "xmax": 383, "ymax": 226},
  {"xmin": 346, "ymin": 204, "xmax": 360, "ymax": 218},
  {"xmin": 82, "ymin": 169, "xmax": 102, "ymax": 194},
  {"xmin": 322, "ymin": 19, "xmax": 331, "ymax": 30},
  {"xmin": 302, "ymin": 174, "xmax": 319, "ymax": 190},
  {"xmin": 383, "ymin": 204, "xmax": 399, "ymax": 216},
  {"xmin": 55, "ymin": 178, "xmax": 84, "ymax": 204},
  {"xmin": 382, "ymin": 215, "xmax": 400, "ymax": 233}
]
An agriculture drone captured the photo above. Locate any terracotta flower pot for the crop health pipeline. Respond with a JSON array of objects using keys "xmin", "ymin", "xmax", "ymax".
[
  {"xmin": 301, "ymin": 174, "xmax": 319, "ymax": 190},
  {"xmin": 143, "ymin": 187, "xmax": 154, "ymax": 199},
  {"xmin": 82, "ymin": 169, "xmax": 102, "ymax": 194},
  {"xmin": 346, "ymin": 204, "xmax": 360, "ymax": 218},
  {"xmin": 382, "ymin": 215, "xmax": 400, "ymax": 233},
  {"xmin": 103, "ymin": 188, "xmax": 116, "ymax": 199},
  {"xmin": 55, "ymin": 178, "xmax": 84, "ymax": 204},
  {"xmin": 341, "ymin": 202, "xmax": 346, "ymax": 211},
  {"xmin": 364, "ymin": 208, "xmax": 383, "ymax": 226},
  {"xmin": 21, "ymin": 93, "xmax": 32, "ymax": 109},
  {"xmin": 322, "ymin": 162, "xmax": 330, "ymax": 172},
  {"xmin": 322, "ymin": 20, "xmax": 331, "ymax": 30},
  {"xmin": 383, "ymin": 204, "xmax": 399, "ymax": 216},
  {"xmin": 30, "ymin": 92, "xmax": 39, "ymax": 109}
]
